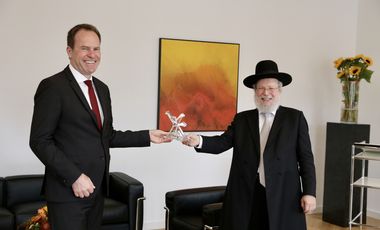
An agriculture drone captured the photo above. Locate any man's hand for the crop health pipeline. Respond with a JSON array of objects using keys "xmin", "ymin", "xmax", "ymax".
[
  {"xmin": 149, "ymin": 130, "xmax": 172, "ymax": 144},
  {"xmin": 301, "ymin": 195, "xmax": 316, "ymax": 214},
  {"xmin": 182, "ymin": 134, "xmax": 200, "ymax": 147},
  {"xmin": 72, "ymin": 173, "xmax": 95, "ymax": 198}
]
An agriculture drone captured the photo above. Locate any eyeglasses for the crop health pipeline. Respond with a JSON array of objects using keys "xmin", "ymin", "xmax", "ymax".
[{"xmin": 255, "ymin": 87, "xmax": 280, "ymax": 93}]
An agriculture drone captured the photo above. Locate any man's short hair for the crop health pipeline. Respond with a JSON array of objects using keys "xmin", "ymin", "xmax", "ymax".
[{"xmin": 67, "ymin": 24, "xmax": 101, "ymax": 48}]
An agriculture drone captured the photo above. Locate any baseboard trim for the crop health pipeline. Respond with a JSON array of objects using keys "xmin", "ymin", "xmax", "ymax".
[
  {"xmin": 367, "ymin": 209, "xmax": 380, "ymax": 219},
  {"xmin": 316, "ymin": 205, "xmax": 380, "ymax": 220}
]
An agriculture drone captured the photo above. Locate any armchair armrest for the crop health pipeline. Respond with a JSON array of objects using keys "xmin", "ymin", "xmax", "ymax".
[
  {"xmin": 108, "ymin": 172, "xmax": 144, "ymax": 230},
  {"xmin": 165, "ymin": 186, "xmax": 225, "ymax": 215},
  {"xmin": 202, "ymin": 202, "xmax": 223, "ymax": 228}
]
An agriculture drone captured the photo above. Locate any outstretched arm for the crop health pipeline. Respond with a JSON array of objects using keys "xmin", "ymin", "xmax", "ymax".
[
  {"xmin": 182, "ymin": 134, "xmax": 201, "ymax": 147},
  {"xmin": 149, "ymin": 130, "xmax": 172, "ymax": 144}
]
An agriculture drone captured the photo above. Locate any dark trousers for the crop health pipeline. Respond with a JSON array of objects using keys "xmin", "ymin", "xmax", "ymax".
[
  {"xmin": 47, "ymin": 191, "xmax": 104, "ymax": 230},
  {"xmin": 249, "ymin": 175, "xmax": 270, "ymax": 230}
]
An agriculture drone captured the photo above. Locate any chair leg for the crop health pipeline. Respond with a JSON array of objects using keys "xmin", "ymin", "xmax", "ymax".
[
  {"xmin": 136, "ymin": 197, "xmax": 146, "ymax": 230},
  {"xmin": 164, "ymin": 207, "xmax": 170, "ymax": 230}
]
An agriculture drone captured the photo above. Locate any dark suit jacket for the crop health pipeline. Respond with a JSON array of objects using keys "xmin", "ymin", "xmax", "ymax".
[
  {"xmin": 197, "ymin": 106, "xmax": 316, "ymax": 230},
  {"xmin": 30, "ymin": 66, "xmax": 150, "ymax": 202}
]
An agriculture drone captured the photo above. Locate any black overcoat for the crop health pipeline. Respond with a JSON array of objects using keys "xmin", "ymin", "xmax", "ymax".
[{"xmin": 198, "ymin": 106, "xmax": 316, "ymax": 230}]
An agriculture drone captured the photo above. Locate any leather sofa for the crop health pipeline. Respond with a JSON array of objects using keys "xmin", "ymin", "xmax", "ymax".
[
  {"xmin": 0, "ymin": 172, "xmax": 144, "ymax": 230},
  {"xmin": 165, "ymin": 186, "xmax": 225, "ymax": 230}
]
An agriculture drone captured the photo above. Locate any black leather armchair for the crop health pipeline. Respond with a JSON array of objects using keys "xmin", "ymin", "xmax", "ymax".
[
  {"xmin": 165, "ymin": 186, "xmax": 225, "ymax": 230},
  {"xmin": 0, "ymin": 177, "xmax": 14, "ymax": 230},
  {"xmin": 0, "ymin": 172, "xmax": 144, "ymax": 230}
]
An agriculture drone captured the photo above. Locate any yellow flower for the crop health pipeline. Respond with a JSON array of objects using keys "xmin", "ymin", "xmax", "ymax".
[
  {"xmin": 349, "ymin": 66, "xmax": 361, "ymax": 76},
  {"xmin": 334, "ymin": 58, "xmax": 343, "ymax": 68},
  {"xmin": 337, "ymin": 71, "xmax": 345, "ymax": 79},
  {"xmin": 364, "ymin": 56, "xmax": 373, "ymax": 66},
  {"xmin": 333, "ymin": 54, "xmax": 374, "ymax": 83}
]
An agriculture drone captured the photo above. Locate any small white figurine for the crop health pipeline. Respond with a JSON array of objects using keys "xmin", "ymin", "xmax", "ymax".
[{"xmin": 165, "ymin": 111, "xmax": 187, "ymax": 141}]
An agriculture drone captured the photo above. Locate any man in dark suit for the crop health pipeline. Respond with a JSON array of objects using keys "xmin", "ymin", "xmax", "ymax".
[
  {"xmin": 183, "ymin": 60, "xmax": 316, "ymax": 230},
  {"xmin": 29, "ymin": 24, "xmax": 170, "ymax": 230}
]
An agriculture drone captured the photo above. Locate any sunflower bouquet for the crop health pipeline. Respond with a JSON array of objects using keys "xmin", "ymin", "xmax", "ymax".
[
  {"xmin": 334, "ymin": 54, "xmax": 374, "ymax": 82},
  {"xmin": 23, "ymin": 205, "xmax": 50, "ymax": 230},
  {"xmin": 333, "ymin": 54, "xmax": 374, "ymax": 123}
]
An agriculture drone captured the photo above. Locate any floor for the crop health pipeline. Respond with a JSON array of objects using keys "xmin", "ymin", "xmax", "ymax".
[
  {"xmin": 307, "ymin": 213, "xmax": 380, "ymax": 229},
  {"xmin": 156, "ymin": 213, "xmax": 380, "ymax": 229}
]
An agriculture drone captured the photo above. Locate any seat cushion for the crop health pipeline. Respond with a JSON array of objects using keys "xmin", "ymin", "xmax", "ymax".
[
  {"xmin": 102, "ymin": 197, "xmax": 128, "ymax": 224},
  {"xmin": 0, "ymin": 208, "xmax": 14, "ymax": 230},
  {"xmin": 9, "ymin": 200, "xmax": 46, "ymax": 227}
]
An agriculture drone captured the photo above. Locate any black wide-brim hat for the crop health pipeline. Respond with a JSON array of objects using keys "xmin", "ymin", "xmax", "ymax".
[{"xmin": 243, "ymin": 60, "xmax": 292, "ymax": 88}]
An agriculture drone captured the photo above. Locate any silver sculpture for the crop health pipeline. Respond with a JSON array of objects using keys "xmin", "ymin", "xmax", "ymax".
[{"xmin": 165, "ymin": 111, "xmax": 187, "ymax": 141}]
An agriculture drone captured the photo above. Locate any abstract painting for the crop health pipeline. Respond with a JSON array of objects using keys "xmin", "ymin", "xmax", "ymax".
[{"xmin": 158, "ymin": 38, "xmax": 240, "ymax": 131}]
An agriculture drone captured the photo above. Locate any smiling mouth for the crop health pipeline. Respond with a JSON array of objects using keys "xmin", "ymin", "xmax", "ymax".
[
  {"xmin": 261, "ymin": 96, "xmax": 272, "ymax": 102},
  {"xmin": 85, "ymin": 60, "xmax": 96, "ymax": 64}
]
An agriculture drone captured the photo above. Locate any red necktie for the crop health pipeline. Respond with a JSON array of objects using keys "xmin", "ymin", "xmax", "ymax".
[{"xmin": 84, "ymin": 80, "xmax": 102, "ymax": 130}]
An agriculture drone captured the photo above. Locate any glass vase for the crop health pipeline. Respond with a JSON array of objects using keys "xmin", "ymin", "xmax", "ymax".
[{"xmin": 340, "ymin": 80, "xmax": 359, "ymax": 123}]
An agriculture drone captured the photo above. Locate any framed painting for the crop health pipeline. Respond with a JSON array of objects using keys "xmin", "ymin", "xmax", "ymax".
[{"xmin": 157, "ymin": 38, "xmax": 240, "ymax": 131}]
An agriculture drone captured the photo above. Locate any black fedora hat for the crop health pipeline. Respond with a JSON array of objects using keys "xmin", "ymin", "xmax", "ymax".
[{"xmin": 243, "ymin": 60, "xmax": 292, "ymax": 88}]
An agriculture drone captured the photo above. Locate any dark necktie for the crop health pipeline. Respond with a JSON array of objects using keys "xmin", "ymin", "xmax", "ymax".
[{"xmin": 84, "ymin": 80, "xmax": 102, "ymax": 130}]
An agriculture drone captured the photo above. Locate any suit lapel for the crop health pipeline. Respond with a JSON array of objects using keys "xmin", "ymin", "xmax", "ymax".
[
  {"xmin": 265, "ymin": 106, "xmax": 285, "ymax": 151},
  {"xmin": 63, "ymin": 66, "xmax": 101, "ymax": 130},
  {"xmin": 246, "ymin": 109, "xmax": 261, "ymax": 156}
]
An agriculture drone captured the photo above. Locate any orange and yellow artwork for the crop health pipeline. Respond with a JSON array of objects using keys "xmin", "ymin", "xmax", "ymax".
[{"xmin": 158, "ymin": 38, "xmax": 240, "ymax": 131}]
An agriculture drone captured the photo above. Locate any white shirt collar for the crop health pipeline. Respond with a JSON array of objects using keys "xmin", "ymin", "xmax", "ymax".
[
  {"xmin": 69, "ymin": 64, "xmax": 93, "ymax": 84},
  {"xmin": 258, "ymin": 106, "xmax": 279, "ymax": 116}
]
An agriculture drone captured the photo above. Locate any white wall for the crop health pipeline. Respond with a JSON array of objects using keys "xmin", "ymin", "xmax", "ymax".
[{"xmin": 1, "ymin": 0, "xmax": 379, "ymax": 229}]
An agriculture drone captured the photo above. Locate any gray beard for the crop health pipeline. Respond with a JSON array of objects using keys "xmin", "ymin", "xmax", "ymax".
[{"xmin": 254, "ymin": 96, "xmax": 280, "ymax": 113}]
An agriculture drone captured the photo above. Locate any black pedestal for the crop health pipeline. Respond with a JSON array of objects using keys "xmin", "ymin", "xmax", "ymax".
[{"xmin": 322, "ymin": 122, "xmax": 370, "ymax": 227}]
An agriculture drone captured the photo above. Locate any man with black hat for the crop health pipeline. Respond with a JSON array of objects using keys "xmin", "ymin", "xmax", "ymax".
[{"xmin": 183, "ymin": 60, "xmax": 316, "ymax": 230}]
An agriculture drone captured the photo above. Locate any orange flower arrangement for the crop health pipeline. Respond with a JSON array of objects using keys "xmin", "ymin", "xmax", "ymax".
[{"xmin": 23, "ymin": 205, "xmax": 50, "ymax": 230}]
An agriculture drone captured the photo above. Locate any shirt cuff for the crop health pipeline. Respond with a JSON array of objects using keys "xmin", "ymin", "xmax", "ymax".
[{"xmin": 196, "ymin": 135, "xmax": 203, "ymax": 149}]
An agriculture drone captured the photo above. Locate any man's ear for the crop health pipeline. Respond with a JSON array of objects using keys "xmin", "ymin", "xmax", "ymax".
[{"xmin": 66, "ymin": 46, "xmax": 72, "ymax": 59}]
